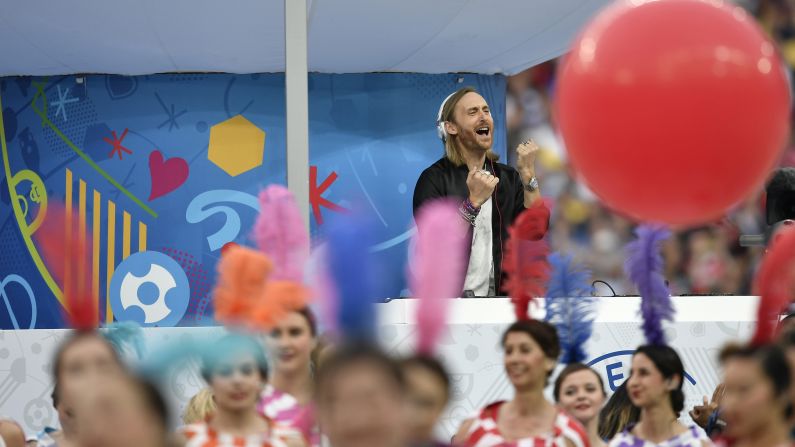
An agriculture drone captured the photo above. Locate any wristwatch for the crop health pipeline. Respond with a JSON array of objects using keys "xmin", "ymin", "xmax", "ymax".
[{"xmin": 524, "ymin": 176, "xmax": 539, "ymax": 192}]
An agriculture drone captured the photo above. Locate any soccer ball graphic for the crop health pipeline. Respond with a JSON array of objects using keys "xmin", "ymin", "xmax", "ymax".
[{"xmin": 109, "ymin": 251, "xmax": 190, "ymax": 327}]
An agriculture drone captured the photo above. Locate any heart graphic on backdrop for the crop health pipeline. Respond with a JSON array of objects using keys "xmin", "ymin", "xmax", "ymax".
[{"xmin": 148, "ymin": 150, "xmax": 188, "ymax": 201}]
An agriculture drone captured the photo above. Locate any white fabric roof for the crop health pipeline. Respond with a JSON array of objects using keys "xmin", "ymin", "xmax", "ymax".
[{"xmin": 0, "ymin": 0, "xmax": 610, "ymax": 76}]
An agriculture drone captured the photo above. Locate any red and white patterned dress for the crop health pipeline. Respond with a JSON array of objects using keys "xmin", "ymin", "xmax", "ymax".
[
  {"xmin": 180, "ymin": 415, "xmax": 299, "ymax": 447},
  {"xmin": 464, "ymin": 401, "xmax": 590, "ymax": 447}
]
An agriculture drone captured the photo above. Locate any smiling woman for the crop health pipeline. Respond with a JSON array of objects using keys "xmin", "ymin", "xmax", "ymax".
[
  {"xmin": 179, "ymin": 335, "xmax": 305, "ymax": 447},
  {"xmin": 555, "ymin": 364, "xmax": 608, "ymax": 447},
  {"xmin": 453, "ymin": 320, "xmax": 588, "ymax": 447},
  {"xmin": 260, "ymin": 308, "xmax": 319, "ymax": 447}
]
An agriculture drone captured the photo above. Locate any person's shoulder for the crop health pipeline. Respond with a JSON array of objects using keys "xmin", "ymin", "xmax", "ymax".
[
  {"xmin": 261, "ymin": 383, "xmax": 294, "ymax": 406},
  {"xmin": 555, "ymin": 410, "xmax": 589, "ymax": 447},
  {"xmin": 478, "ymin": 400, "xmax": 506, "ymax": 419},
  {"xmin": 605, "ymin": 427, "xmax": 635, "ymax": 447},
  {"xmin": 178, "ymin": 421, "xmax": 208, "ymax": 438},
  {"xmin": 555, "ymin": 409, "xmax": 585, "ymax": 429},
  {"xmin": 415, "ymin": 158, "xmax": 455, "ymax": 193},
  {"xmin": 0, "ymin": 419, "xmax": 24, "ymax": 447},
  {"xmin": 271, "ymin": 424, "xmax": 306, "ymax": 447},
  {"xmin": 421, "ymin": 157, "xmax": 453, "ymax": 174},
  {"xmin": 683, "ymin": 424, "xmax": 712, "ymax": 444}
]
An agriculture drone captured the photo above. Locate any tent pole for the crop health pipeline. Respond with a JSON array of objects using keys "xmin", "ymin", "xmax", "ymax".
[{"xmin": 285, "ymin": 0, "xmax": 310, "ymax": 232}]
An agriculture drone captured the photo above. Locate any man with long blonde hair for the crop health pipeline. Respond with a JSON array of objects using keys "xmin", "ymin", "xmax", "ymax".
[{"xmin": 413, "ymin": 87, "xmax": 545, "ymax": 297}]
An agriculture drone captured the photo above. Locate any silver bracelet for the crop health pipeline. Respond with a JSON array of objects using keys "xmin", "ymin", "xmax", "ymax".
[{"xmin": 458, "ymin": 204, "xmax": 477, "ymax": 227}]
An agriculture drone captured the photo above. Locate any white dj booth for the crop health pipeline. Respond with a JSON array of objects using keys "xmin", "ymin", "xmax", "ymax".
[{"xmin": 0, "ymin": 296, "xmax": 759, "ymax": 438}]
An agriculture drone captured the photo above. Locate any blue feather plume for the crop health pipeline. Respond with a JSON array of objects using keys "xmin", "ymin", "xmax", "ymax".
[
  {"xmin": 544, "ymin": 252, "xmax": 595, "ymax": 364},
  {"xmin": 624, "ymin": 224, "xmax": 674, "ymax": 346},
  {"xmin": 326, "ymin": 212, "xmax": 378, "ymax": 341},
  {"xmin": 135, "ymin": 328, "xmax": 227, "ymax": 380},
  {"xmin": 102, "ymin": 321, "xmax": 145, "ymax": 359},
  {"xmin": 136, "ymin": 337, "xmax": 201, "ymax": 380}
]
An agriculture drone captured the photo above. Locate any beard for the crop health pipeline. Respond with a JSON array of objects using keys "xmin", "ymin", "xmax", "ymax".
[{"xmin": 455, "ymin": 131, "xmax": 492, "ymax": 154}]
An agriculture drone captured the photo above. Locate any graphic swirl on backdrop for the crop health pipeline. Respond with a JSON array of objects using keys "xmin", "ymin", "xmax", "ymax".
[
  {"xmin": 185, "ymin": 189, "xmax": 260, "ymax": 251},
  {"xmin": 0, "ymin": 275, "xmax": 36, "ymax": 329}
]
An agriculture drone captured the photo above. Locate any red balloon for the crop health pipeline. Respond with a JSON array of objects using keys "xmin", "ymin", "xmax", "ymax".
[{"xmin": 556, "ymin": 0, "xmax": 790, "ymax": 226}]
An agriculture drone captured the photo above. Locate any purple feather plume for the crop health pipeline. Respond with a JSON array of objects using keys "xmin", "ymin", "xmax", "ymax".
[{"xmin": 624, "ymin": 224, "xmax": 674, "ymax": 346}]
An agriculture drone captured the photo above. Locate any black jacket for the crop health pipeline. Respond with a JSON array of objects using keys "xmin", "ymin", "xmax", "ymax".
[{"xmin": 412, "ymin": 156, "xmax": 527, "ymax": 295}]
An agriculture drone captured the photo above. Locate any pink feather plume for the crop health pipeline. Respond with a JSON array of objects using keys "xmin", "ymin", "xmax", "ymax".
[
  {"xmin": 254, "ymin": 185, "xmax": 309, "ymax": 282},
  {"xmin": 411, "ymin": 200, "xmax": 468, "ymax": 355}
]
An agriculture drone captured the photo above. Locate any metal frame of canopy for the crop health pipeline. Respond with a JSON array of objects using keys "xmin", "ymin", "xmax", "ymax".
[{"xmin": 285, "ymin": 0, "xmax": 310, "ymax": 231}]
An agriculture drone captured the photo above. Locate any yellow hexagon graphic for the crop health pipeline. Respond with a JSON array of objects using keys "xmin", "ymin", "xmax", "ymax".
[{"xmin": 208, "ymin": 115, "xmax": 266, "ymax": 177}]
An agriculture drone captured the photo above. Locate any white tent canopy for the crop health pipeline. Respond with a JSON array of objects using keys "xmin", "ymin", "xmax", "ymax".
[{"xmin": 0, "ymin": 0, "xmax": 610, "ymax": 76}]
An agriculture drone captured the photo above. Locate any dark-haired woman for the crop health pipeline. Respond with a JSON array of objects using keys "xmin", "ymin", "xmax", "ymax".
[
  {"xmin": 453, "ymin": 320, "xmax": 589, "ymax": 447},
  {"xmin": 714, "ymin": 344, "xmax": 792, "ymax": 447},
  {"xmin": 608, "ymin": 345, "xmax": 711, "ymax": 447},
  {"xmin": 555, "ymin": 363, "xmax": 608, "ymax": 447},
  {"xmin": 260, "ymin": 308, "xmax": 319, "ymax": 446}
]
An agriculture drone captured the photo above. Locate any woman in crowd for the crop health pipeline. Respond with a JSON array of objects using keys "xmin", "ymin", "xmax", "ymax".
[
  {"xmin": 715, "ymin": 343, "xmax": 792, "ymax": 447},
  {"xmin": 38, "ymin": 331, "xmax": 126, "ymax": 447},
  {"xmin": 555, "ymin": 363, "xmax": 608, "ymax": 447},
  {"xmin": 180, "ymin": 334, "xmax": 304, "ymax": 447},
  {"xmin": 261, "ymin": 308, "xmax": 319, "ymax": 446},
  {"xmin": 608, "ymin": 345, "xmax": 710, "ymax": 447},
  {"xmin": 453, "ymin": 320, "xmax": 589, "ymax": 447},
  {"xmin": 401, "ymin": 355, "xmax": 452, "ymax": 447}
]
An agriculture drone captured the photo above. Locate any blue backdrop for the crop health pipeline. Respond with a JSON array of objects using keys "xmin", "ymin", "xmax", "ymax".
[{"xmin": 0, "ymin": 73, "xmax": 506, "ymax": 329}]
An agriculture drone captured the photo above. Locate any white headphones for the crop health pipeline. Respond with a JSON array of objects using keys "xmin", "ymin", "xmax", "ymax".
[{"xmin": 436, "ymin": 92, "xmax": 456, "ymax": 142}]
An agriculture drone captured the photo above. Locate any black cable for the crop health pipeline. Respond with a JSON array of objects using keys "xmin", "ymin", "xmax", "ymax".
[{"xmin": 592, "ymin": 280, "xmax": 617, "ymax": 297}]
